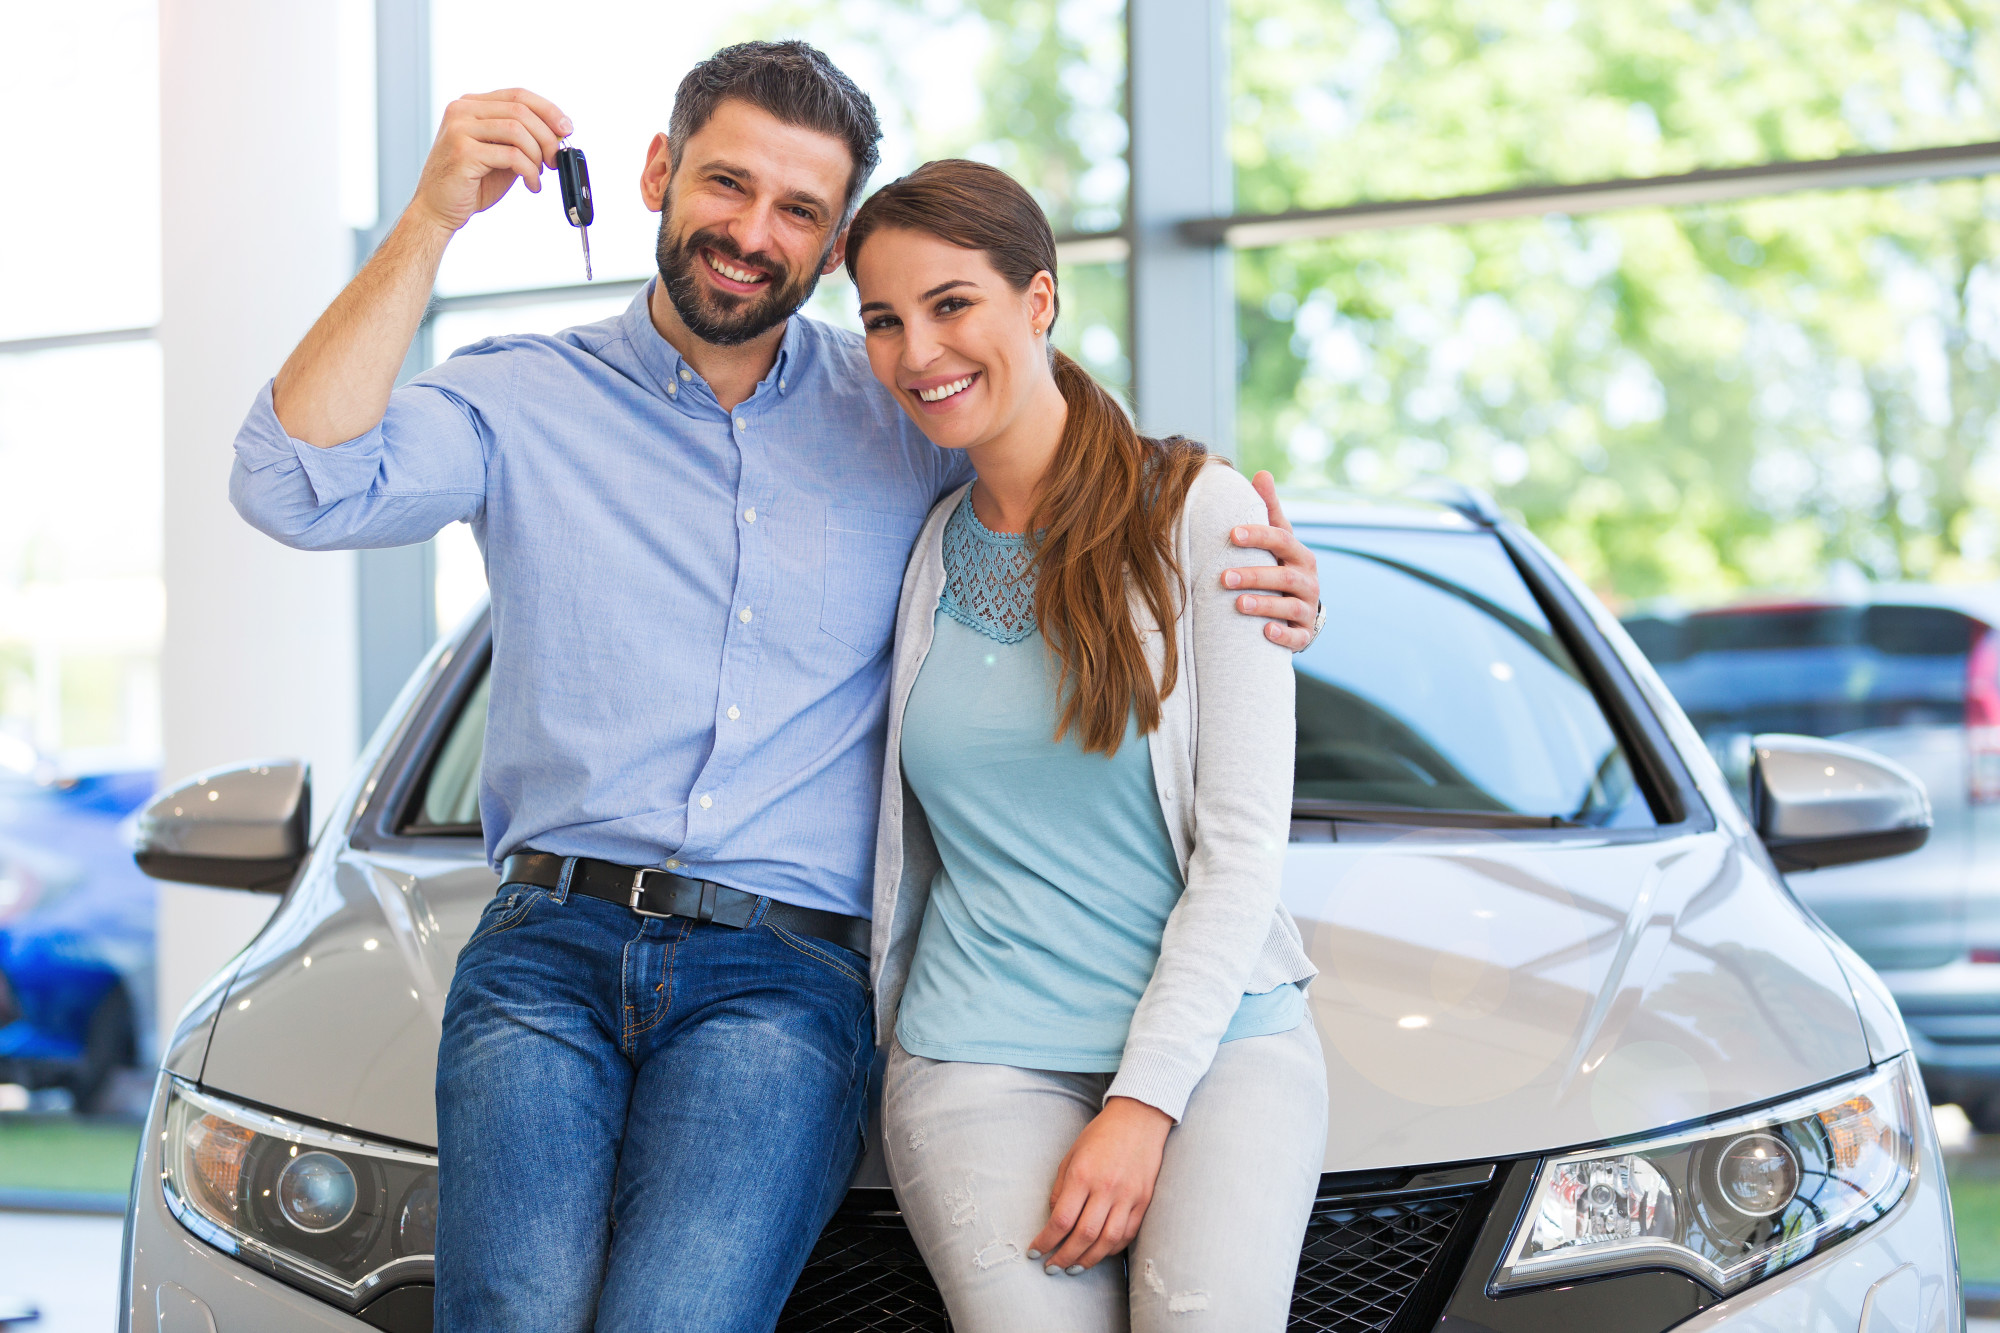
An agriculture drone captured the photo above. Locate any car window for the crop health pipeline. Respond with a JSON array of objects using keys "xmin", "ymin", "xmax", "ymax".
[
  {"xmin": 1295, "ymin": 528, "xmax": 1656, "ymax": 827},
  {"xmin": 403, "ymin": 669, "xmax": 489, "ymax": 834},
  {"xmin": 1624, "ymin": 605, "xmax": 1979, "ymax": 737}
]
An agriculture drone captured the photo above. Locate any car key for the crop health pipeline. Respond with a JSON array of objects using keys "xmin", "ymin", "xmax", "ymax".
[{"xmin": 556, "ymin": 141, "xmax": 594, "ymax": 280}]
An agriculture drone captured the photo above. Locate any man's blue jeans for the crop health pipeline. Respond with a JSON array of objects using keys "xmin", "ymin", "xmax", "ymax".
[{"xmin": 434, "ymin": 876, "xmax": 874, "ymax": 1332}]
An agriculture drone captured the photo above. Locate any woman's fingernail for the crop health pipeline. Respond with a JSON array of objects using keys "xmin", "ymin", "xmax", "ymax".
[
  {"xmin": 1233, "ymin": 527, "xmax": 1248, "ymax": 542},
  {"xmin": 1026, "ymin": 1249, "xmax": 1042, "ymax": 1260},
  {"xmin": 1045, "ymin": 1265, "xmax": 1061, "ymax": 1276},
  {"xmin": 559, "ymin": 117, "xmax": 574, "ymax": 134},
  {"xmin": 1066, "ymin": 1265, "xmax": 1086, "ymax": 1276},
  {"xmin": 1223, "ymin": 570, "xmax": 1240, "ymax": 587}
]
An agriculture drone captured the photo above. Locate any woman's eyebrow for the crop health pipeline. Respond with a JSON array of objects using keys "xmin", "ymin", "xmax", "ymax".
[{"xmin": 921, "ymin": 279, "xmax": 976, "ymax": 300}]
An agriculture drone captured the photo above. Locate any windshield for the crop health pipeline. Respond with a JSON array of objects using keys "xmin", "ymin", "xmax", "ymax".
[{"xmin": 1294, "ymin": 527, "xmax": 1655, "ymax": 827}]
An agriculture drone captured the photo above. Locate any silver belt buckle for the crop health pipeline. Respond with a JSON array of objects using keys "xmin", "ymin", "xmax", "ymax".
[{"xmin": 629, "ymin": 867, "xmax": 676, "ymax": 919}]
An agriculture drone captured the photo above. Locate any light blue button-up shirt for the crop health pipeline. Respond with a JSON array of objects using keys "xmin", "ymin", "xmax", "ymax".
[{"xmin": 230, "ymin": 283, "xmax": 969, "ymax": 917}]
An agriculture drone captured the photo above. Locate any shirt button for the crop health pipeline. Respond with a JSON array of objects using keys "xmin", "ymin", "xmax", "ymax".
[
  {"xmin": 744, "ymin": 508, "xmax": 756, "ymax": 523},
  {"xmin": 739, "ymin": 608, "xmax": 753, "ymax": 623},
  {"xmin": 666, "ymin": 859, "xmax": 681, "ymax": 869},
  {"xmin": 666, "ymin": 382, "xmax": 677, "ymax": 396},
  {"xmin": 699, "ymin": 795, "xmax": 713, "ymax": 809},
  {"xmin": 779, "ymin": 378, "xmax": 787, "ymax": 391},
  {"xmin": 734, "ymin": 417, "xmax": 747, "ymax": 430},
  {"xmin": 727, "ymin": 705, "xmax": 740, "ymax": 720},
  {"xmin": 678, "ymin": 367, "xmax": 691, "ymax": 382}
]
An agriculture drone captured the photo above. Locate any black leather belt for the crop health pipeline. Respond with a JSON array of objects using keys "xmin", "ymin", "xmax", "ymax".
[{"xmin": 498, "ymin": 852, "xmax": 871, "ymax": 959}]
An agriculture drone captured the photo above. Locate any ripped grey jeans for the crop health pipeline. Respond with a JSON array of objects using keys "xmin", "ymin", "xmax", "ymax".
[{"xmin": 882, "ymin": 1014, "xmax": 1328, "ymax": 1332}]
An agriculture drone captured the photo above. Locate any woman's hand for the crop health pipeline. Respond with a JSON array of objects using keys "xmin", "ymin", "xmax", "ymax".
[{"xmin": 1029, "ymin": 1096, "xmax": 1174, "ymax": 1273}]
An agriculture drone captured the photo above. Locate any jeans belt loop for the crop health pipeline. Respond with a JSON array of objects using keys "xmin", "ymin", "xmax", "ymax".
[{"xmin": 698, "ymin": 881, "xmax": 718, "ymax": 923}]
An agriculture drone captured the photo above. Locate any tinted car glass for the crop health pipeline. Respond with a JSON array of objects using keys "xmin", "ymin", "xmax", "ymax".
[
  {"xmin": 404, "ymin": 669, "xmax": 489, "ymax": 834},
  {"xmin": 1295, "ymin": 528, "xmax": 1655, "ymax": 827},
  {"xmin": 1624, "ymin": 605, "xmax": 1977, "ymax": 737}
]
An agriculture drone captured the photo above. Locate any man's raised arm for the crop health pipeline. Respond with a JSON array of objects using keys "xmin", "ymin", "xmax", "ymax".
[{"xmin": 273, "ymin": 89, "xmax": 571, "ymax": 445}]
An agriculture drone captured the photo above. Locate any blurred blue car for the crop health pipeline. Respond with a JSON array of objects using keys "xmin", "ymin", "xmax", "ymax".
[{"xmin": 0, "ymin": 759, "xmax": 155, "ymax": 1109}]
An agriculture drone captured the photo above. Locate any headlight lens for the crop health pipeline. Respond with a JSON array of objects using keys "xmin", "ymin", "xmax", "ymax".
[
  {"xmin": 162, "ymin": 1079, "xmax": 436, "ymax": 1310},
  {"xmin": 1494, "ymin": 1056, "xmax": 1918, "ymax": 1295}
]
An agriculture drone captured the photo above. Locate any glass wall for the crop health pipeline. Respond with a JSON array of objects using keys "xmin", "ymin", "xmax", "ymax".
[{"xmin": 1230, "ymin": 0, "xmax": 2000, "ymax": 214}]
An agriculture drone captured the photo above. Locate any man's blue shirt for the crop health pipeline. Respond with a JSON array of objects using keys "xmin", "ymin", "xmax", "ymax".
[{"xmin": 231, "ymin": 284, "xmax": 971, "ymax": 917}]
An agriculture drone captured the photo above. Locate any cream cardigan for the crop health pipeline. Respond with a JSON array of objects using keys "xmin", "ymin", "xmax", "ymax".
[{"xmin": 868, "ymin": 462, "xmax": 1316, "ymax": 1121}]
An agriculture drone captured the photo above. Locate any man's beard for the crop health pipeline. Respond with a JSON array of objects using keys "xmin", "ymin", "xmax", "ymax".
[{"xmin": 655, "ymin": 207, "xmax": 826, "ymax": 348}]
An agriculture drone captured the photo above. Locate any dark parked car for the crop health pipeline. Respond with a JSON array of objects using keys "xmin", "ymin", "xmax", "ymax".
[
  {"xmin": 0, "ymin": 754, "xmax": 155, "ymax": 1108},
  {"xmin": 1626, "ymin": 587, "xmax": 2000, "ymax": 1128}
]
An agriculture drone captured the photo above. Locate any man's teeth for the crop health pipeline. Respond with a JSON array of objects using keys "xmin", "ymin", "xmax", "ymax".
[
  {"xmin": 918, "ymin": 375, "xmax": 976, "ymax": 403},
  {"xmin": 706, "ymin": 253, "xmax": 767, "ymax": 284}
]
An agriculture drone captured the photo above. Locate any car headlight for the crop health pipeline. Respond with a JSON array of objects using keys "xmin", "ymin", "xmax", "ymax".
[
  {"xmin": 161, "ymin": 1079, "xmax": 436, "ymax": 1310},
  {"xmin": 1494, "ymin": 1056, "xmax": 1918, "ymax": 1296}
]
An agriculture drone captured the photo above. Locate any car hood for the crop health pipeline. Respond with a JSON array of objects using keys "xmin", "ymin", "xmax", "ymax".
[{"xmin": 199, "ymin": 826, "xmax": 1878, "ymax": 1172}]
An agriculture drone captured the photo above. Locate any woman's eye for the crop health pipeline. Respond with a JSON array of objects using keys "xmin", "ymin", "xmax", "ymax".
[
  {"xmin": 935, "ymin": 297, "xmax": 971, "ymax": 315},
  {"xmin": 863, "ymin": 316, "xmax": 900, "ymax": 333}
]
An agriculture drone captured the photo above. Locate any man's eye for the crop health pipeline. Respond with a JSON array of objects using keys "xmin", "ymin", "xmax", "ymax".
[{"xmin": 713, "ymin": 175, "xmax": 740, "ymax": 191}]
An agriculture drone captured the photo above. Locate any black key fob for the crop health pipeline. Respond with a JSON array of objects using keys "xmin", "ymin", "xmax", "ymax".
[{"xmin": 556, "ymin": 145, "xmax": 593, "ymax": 227}]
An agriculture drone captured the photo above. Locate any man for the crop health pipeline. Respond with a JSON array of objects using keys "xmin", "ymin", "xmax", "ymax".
[{"xmin": 230, "ymin": 41, "xmax": 1321, "ymax": 1333}]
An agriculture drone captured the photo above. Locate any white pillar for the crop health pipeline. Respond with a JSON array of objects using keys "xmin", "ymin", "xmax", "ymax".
[{"xmin": 157, "ymin": 0, "xmax": 359, "ymax": 1047}]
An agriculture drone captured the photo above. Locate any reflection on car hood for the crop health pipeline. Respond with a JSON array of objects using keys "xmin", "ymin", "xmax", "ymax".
[
  {"xmin": 1286, "ymin": 827, "xmax": 1870, "ymax": 1169},
  {"xmin": 200, "ymin": 827, "xmax": 1874, "ymax": 1171}
]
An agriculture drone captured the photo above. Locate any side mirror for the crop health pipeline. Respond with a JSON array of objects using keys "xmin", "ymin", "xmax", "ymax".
[
  {"xmin": 134, "ymin": 760, "xmax": 311, "ymax": 892},
  {"xmin": 1750, "ymin": 735, "xmax": 1930, "ymax": 873}
]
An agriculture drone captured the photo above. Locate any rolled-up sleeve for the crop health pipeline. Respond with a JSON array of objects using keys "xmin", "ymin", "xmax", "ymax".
[{"xmin": 229, "ymin": 371, "xmax": 493, "ymax": 552}]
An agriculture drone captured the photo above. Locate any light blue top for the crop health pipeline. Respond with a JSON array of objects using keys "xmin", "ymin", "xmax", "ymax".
[
  {"xmin": 230, "ymin": 283, "xmax": 970, "ymax": 915},
  {"xmin": 895, "ymin": 495, "xmax": 1303, "ymax": 1070}
]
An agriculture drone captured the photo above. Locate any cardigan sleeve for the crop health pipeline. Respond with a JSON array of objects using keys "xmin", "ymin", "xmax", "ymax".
[{"xmin": 1107, "ymin": 464, "xmax": 1300, "ymax": 1120}]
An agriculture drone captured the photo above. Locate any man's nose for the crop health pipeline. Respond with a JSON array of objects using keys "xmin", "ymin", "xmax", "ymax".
[{"xmin": 727, "ymin": 203, "xmax": 780, "ymax": 264}]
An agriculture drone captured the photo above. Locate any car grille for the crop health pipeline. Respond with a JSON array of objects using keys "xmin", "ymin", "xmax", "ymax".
[
  {"xmin": 1288, "ymin": 1186, "xmax": 1478, "ymax": 1332},
  {"xmin": 777, "ymin": 1172, "xmax": 1493, "ymax": 1333},
  {"xmin": 776, "ymin": 1193, "xmax": 951, "ymax": 1333}
]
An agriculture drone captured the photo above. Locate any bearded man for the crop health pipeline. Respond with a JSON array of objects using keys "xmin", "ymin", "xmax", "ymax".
[{"xmin": 229, "ymin": 40, "xmax": 1321, "ymax": 1333}]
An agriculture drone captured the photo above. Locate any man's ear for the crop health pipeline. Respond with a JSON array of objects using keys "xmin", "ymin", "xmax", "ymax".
[
  {"xmin": 823, "ymin": 224, "xmax": 852, "ymax": 276},
  {"xmin": 639, "ymin": 132, "xmax": 674, "ymax": 213}
]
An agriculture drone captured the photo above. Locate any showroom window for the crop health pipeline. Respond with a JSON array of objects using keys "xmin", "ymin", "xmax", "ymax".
[
  {"xmin": 1223, "ymin": 0, "xmax": 2000, "ymax": 605},
  {"xmin": 0, "ymin": 0, "xmax": 164, "ymax": 772}
]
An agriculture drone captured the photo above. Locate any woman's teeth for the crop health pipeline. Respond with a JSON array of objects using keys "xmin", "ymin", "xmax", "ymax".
[
  {"xmin": 706, "ymin": 253, "xmax": 766, "ymax": 284},
  {"xmin": 918, "ymin": 375, "xmax": 976, "ymax": 403}
]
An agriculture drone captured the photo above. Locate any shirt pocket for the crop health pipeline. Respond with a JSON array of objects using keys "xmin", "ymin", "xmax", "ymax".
[{"xmin": 821, "ymin": 506, "xmax": 918, "ymax": 658}]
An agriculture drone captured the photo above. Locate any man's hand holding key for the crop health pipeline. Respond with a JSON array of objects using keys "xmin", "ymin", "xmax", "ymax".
[{"xmin": 408, "ymin": 87, "xmax": 573, "ymax": 235}]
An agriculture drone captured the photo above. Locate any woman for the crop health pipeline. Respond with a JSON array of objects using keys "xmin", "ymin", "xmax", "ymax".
[{"xmin": 848, "ymin": 158, "xmax": 1327, "ymax": 1332}]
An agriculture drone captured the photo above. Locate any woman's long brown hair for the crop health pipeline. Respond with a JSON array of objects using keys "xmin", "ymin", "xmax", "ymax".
[{"xmin": 847, "ymin": 159, "xmax": 1214, "ymax": 754}]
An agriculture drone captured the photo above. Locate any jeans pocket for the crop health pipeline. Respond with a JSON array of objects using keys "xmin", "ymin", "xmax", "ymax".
[
  {"xmin": 767, "ymin": 923, "xmax": 870, "ymax": 991},
  {"xmin": 466, "ymin": 885, "xmax": 547, "ymax": 948}
]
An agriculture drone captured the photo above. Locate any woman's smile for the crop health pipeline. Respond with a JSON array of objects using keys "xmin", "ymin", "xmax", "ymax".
[{"xmin": 909, "ymin": 371, "xmax": 983, "ymax": 410}]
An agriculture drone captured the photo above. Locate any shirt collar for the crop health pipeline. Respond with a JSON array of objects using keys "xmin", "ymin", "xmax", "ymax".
[{"xmin": 620, "ymin": 278, "xmax": 812, "ymax": 407}]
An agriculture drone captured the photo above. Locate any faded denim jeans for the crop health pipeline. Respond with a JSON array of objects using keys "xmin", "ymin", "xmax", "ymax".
[
  {"xmin": 434, "ymin": 879, "xmax": 874, "ymax": 1333},
  {"xmin": 883, "ymin": 1014, "xmax": 1327, "ymax": 1332}
]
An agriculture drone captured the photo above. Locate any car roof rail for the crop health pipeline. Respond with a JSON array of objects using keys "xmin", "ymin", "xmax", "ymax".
[{"xmin": 1399, "ymin": 478, "xmax": 1502, "ymax": 526}]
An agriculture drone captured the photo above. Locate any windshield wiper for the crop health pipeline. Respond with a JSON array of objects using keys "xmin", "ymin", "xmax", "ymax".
[{"xmin": 1290, "ymin": 799, "xmax": 1575, "ymax": 830}]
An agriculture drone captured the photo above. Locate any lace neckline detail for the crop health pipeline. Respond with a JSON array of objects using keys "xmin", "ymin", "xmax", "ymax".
[{"xmin": 940, "ymin": 491, "xmax": 1036, "ymax": 645}]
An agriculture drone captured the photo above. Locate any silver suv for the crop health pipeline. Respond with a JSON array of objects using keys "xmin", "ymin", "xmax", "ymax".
[
  {"xmin": 121, "ymin": 492, "xmax": 1958, "ymax": 1332},
  {"xmin": 1628, "ymin": 588, "xmax": 2000, "ymax": 1131}
]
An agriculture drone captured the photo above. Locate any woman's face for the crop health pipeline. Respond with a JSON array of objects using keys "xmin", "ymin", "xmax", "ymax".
[{"xmin": 854, "ymin": 227, "xmax": 1056, "ymax": 452}]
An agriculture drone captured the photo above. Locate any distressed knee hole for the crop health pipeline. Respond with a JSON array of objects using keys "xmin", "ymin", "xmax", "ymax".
[
  {"xmin": 1167, "ymin": 1290, "xmax": 1209, "ymax": 1313},
  {"xmin": 906, "ymin": 1128, "xmax": 926, "ymax": 1151},
  {"xmin": 972, "ymin": 1237, "xmax": 1022, "ymax": 1269},
  {"xmin": 942, "ymin": 1175, "xmax": 977, "ymax": 1227}
]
